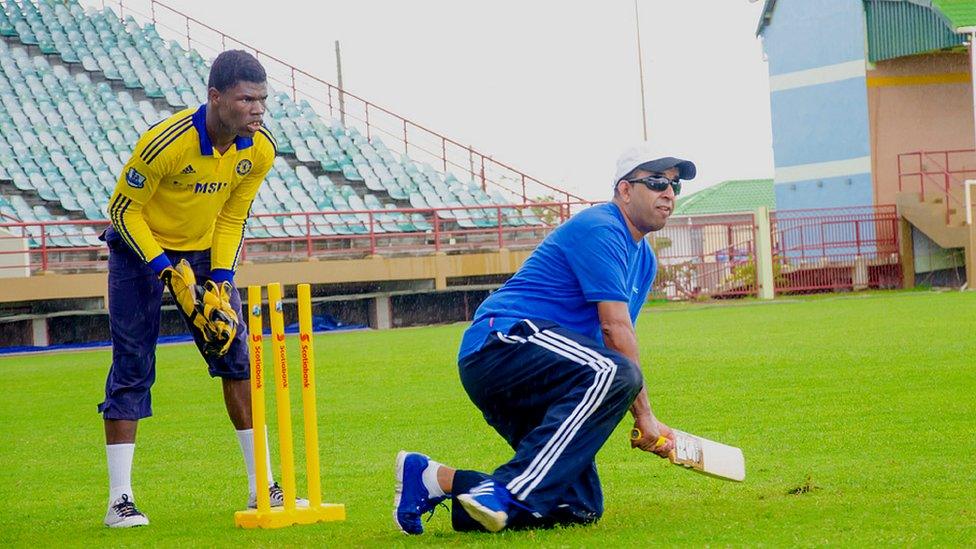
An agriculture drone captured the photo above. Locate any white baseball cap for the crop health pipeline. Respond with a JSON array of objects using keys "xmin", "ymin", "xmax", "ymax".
[{"xmin": 613, "ymin": 143, "xmax": 696, "ymax": 185}]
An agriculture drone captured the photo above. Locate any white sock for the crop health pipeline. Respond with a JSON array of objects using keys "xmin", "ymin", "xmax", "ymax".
[
  {"xmin": 106, "ymin": 443, "xmax": 135, "ymax": 503},
  {"xmin": 236, "ymin": 428, "xmax": 275, "ymax": 496},
  {"xmin": 422, "ymin": 459, "xmax": 447, "ymax": 497}
]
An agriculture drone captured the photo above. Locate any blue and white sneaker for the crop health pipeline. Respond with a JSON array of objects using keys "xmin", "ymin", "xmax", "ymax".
[
  {"xmin": 247, "ymin": 482, "xmax": 310, "ymax": 509},
  {"xmin": 103, "ymin": 494, "xmax": 149, "ymax": 528},
  {"xmin": 456, "ymin": 479, "xmax": 511, "ymax": 533},
  {"xmin": 393, "ymin": 451, "xmax": 447, "ymax": 535}
]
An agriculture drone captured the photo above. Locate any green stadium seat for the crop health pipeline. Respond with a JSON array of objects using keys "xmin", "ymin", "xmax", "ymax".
[
  {"xmin": 478, "ymin": 192, "xmax": 520, "ymax": 227},
  {"xmin": 410, "ymin": 213, "xmax": 433, "ymax": 232},
  {"xmin": 289, "ymin": 186, "xmax": 311, "ymax": 206},
  {"xmin": 163, "ymin": 90, "xmax": 183, "ymax": 108},
  {"xmin": 408, "ymin": 193, "xmax": 427, "ymax": 210},
  {"xmin": 316, "ymin": 153, "xmax": 340, "ymax": 173},
  {"xmin": 15, "ymin": 21, "xmax": 37, "ymax": 44},
  {"xmin": 363, "ymin": 194, "xmax": 383, "ymax": 210},
  {"xmin": 30, "ymin": 205, "xmax": 68, "ymax": 247},
  {"xmin": 11, "ymin": 173, "xmax": 30, "ymax": 192},
  {"xmin": 381, "ymin": 205, "xmax": 414, "ymax": 232},
  {"xmin": 78, "ymin": 195, "xmax": 104, "ymax": 220},
  {"xmin": 457, "ymin": 193, "xmax": 495, "ymax": 228},
  {"xmin": 81, "ymin": 225, "xmax": 102, "ymax": 247},
  {"xmin": 281, "ymin": 215, "xmax": 307, "ymax": 238},
  {"xmin": 346, "ymin": 194, "xmax": 383, "ymax": 232},
  {"xmin": 294, "ymin": 146, "xmax": 314, "ymax": 163},
  {"xmin": 375, "ymin": 212, "xmax": 399, "ymax": 233},
  {"xmin": 396, "ymin": 175, "xmax": 414, "ymax": 190},
  {"xmin": 306, "ymin": 214, "xmax": 334, "ymax": 237},
  {"xmin": 341, "ymin": 163, "xmax": 363, "ymax": 182},
  {"xmin": 60, "ymin": 193, "xmax": 82, "ymax": 213},
  {"xmin": 245, "ymin": 220, "xmax": 271, "ymax": 239},
  {"xmin": 260, "ymin": 217, "xmax": 287, "ymax": 238},
  {"xmin": 521, "ymin": 209, "xmax": 545, "ymax": 226},
  {"xmin": 39, "ymin": 36, "xmax": 58, "ymax": 55},
  {"xmin": 329, "ymin": 195, "xmax": 367, "ymax": 234},
  {"xmin": 445, "ymin": 199, "xmax": 477, "ymax": 229},
  {"xmin": 363, "ymin": 174, "xmax": 385, "ymax": 193},
  {"xmin": 314, "ymin": 195, "xmax": 333, "ymax": 211},
  {"xmin": 321, "ymin": 211, "xmax": 350, "ymax": 236},
  {"xmin": 383, "ymin": 184, "xmax": 406, "ymax": 201}
]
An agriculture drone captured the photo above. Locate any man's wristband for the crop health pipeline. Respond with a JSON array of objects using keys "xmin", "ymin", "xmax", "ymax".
[
  {"xmin": 209, "ymin": 268, "xmax": 234, "ymax": 284},
  {"xmin": 148, "ymin": 253, "xmax": 172, "ymax": 276}
]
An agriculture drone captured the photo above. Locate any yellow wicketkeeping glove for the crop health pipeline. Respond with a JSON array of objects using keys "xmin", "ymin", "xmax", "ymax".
[
  {"xmin": 200, "ymin": 279, "xmax": 238, "ymax": 357},
  {"xmin": 159, "ymin": 259, "xmax": 237, "ymax": 357}
]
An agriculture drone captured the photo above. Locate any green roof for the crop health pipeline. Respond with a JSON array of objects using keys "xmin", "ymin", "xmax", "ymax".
[
  {"xmin": 866, "ymin": 1, "xmax": 966, "ymax": 62},
  {"xmin": 673, "ymin": 179, "xmax": 774, "ymax": 216},
  {"xmin": 759, "ymin": 1, "xmax": 976, "ymax": 37},
  {"xmin": 932, "ymin": 0, "xmax": 976, "ymax": 31}
]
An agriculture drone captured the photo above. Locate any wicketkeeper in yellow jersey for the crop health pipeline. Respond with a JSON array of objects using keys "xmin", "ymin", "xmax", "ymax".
[{"xmin": 97, "ymin": 50, "xmax": 299, "ymax": 527}]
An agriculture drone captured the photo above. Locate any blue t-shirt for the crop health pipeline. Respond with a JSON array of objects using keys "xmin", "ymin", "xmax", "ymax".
[{"xmin": 458, "ymin": 202, "xmax": 657, "ymax": 360}]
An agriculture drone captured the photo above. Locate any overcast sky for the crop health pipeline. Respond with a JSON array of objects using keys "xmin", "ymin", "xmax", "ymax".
[{"xmin": 85, "ymin": 0, "xmax": 774, "ymax": 200}]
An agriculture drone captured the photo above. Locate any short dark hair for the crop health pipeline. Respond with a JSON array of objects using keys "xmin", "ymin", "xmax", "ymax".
[{"xmin": 208, "ymin": 50, "xmax": 266, "ymax": 92}]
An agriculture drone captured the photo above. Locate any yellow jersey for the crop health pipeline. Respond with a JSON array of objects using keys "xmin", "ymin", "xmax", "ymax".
[{"xmin": 107, "ymin": 104, "xmax": 276, "ymax": 276}]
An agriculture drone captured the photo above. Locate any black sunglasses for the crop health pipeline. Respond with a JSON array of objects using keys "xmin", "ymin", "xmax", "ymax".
[{"xmin": 627, "ymin": 174, "xmax": 681, "ymax": 196}]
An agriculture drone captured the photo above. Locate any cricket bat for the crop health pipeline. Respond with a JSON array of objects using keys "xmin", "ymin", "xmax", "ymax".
[{"xmin": 631, "ymin": 428, "xmax": 745, "ymax": 482}]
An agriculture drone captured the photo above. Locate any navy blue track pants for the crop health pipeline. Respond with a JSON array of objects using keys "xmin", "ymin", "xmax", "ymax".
[{"xmin": 453, "ymin": 319, "xmax": 643, "ymax": 531}]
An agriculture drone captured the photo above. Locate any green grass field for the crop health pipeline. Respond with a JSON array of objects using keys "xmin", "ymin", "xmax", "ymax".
[{"xmin": 1, "ymin": 290, "xmax": 974, "ymax": 547}]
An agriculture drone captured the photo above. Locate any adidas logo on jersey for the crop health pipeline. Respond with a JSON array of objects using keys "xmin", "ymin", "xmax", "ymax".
[{"xmin": 180, "ymin": 164, "xmax": 195, "ymax": 174}]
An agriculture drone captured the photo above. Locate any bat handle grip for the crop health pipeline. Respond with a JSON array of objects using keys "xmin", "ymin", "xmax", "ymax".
[{"xmin": 630, "ymin": 428, "xmax": 667, "ymax": 449}]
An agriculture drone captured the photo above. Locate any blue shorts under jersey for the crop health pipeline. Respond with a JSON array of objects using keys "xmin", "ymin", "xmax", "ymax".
[
  {"xmin": 458, "ymin": 202, "xmax": 657, "ymax": 360},
  {"xmin": 97, "ymin": 227, "xmax": 250, "ymax": 420}
]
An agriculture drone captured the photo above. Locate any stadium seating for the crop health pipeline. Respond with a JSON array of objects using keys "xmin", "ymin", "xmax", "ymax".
[{"xmin": 0, "ymin": 0, "xmax": 541, "ymax": 251}]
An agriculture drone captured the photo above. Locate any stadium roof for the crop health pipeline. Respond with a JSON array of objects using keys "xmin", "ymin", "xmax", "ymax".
[
  {"xmin": 673, "ymin": 179, "xmax": 774, "ymax": 215},
  {"xmin": 757, "ymin": 0, "xmax": 976, "ymax": 36},
  {"xmin": 755, "ymin": 0, "xmax": 777, "ymax": 36},
  {"xmin": 932, "ymin": 0, "xmax": 976, "ymax": 30}
]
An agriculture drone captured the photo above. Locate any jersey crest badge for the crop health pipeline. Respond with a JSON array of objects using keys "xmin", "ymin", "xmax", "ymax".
[
  {"xmin": 126, "ymin": 167, "xmax": 147, "ymax": 189},
  {"xmin": 236, "ymin": 159, "xmax": 252, "ymax": 176}
]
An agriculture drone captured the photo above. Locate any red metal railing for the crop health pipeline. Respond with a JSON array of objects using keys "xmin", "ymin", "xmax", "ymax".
[
  {"xmin": 0, "ymin": 202, "xmax": 587, "ymax": 274},
  {"xmin": 771, "ymin": 205, "xmax": 901, "ymax": 293},
  {"xmin": 0, "ymin": 218, "xmax": 109, "ymax": 273},
  {"xmin": 0, "ymin": 204, "xmax": 902, "ymax": 297},
  {"xmin": 897, "ymin": 149, "xmax": 976, "ymax": 224},
  {"xmin": 653, "ymin": 212, "xmax": 759, "ymax": 300},
  {"xmin": 241, "ymin": 202, "xmax": 582, "ymax": 260},
  {"xmin": 101, "ymin": 0, "xmax": 584, "ymax": 205}
]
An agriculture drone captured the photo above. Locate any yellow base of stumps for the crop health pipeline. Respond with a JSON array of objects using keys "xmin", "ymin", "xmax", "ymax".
[{"xmin": 234, "ymin": 503, "xmax": 346, "ymax": 529}]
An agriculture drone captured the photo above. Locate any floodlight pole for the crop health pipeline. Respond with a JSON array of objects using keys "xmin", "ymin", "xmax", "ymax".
[
  {"xmin": 634, "ymin": 0, "xmax": 648, "ymax": 141},
  {"xmin": 335, "ymin": 40, "xmax": 345, "ymax": 126},
  {"xmin": 967, "ymin": 30, "xmax": 976, "ymax": 289},
  {"xmin": 970, "ymin": 31, "xmax": 976, "ymax": 163},
  {"xmin": 964, "ymin": 178, "xmax": 976, "ymax": 290}
]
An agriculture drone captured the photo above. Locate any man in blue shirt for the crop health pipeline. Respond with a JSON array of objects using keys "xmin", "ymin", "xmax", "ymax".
[{"xmin": 393, "ymin": 144, "xmax": 697, "ymax": 534}]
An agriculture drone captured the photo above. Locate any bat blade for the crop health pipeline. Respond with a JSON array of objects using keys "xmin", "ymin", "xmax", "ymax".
[
  {"xmin": 670, "ymin": 429, "xmax": 745, "ymax": 482},
  {"xmin": 631, "ymin": 427, "xmax": 745, "ymax": 482}
]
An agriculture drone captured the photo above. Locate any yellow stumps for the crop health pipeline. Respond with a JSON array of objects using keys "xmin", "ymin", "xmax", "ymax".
[
  {"xmin": 234, "ymin": 283, "xmax": 346, "ymax": 529},
  {"xmin": 298, "ymin": 283, "xmax": 322, "ymax": 509},
  {"xmin": 247, "ymin": 286, "xmax": 271, "ymax": 515},
  {"xmin": 267, "ymin": 283, "xmax": 298, "ymax": 513}
]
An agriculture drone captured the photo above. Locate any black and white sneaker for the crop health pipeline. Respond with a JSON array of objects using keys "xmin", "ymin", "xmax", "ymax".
[
  {"xmin": 104, "ymin": 494, "xmax": 149, "ymax": 528},
  {"xmin": 247, "ymin": 482, "xmax": 310, "ymax": 509}
]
